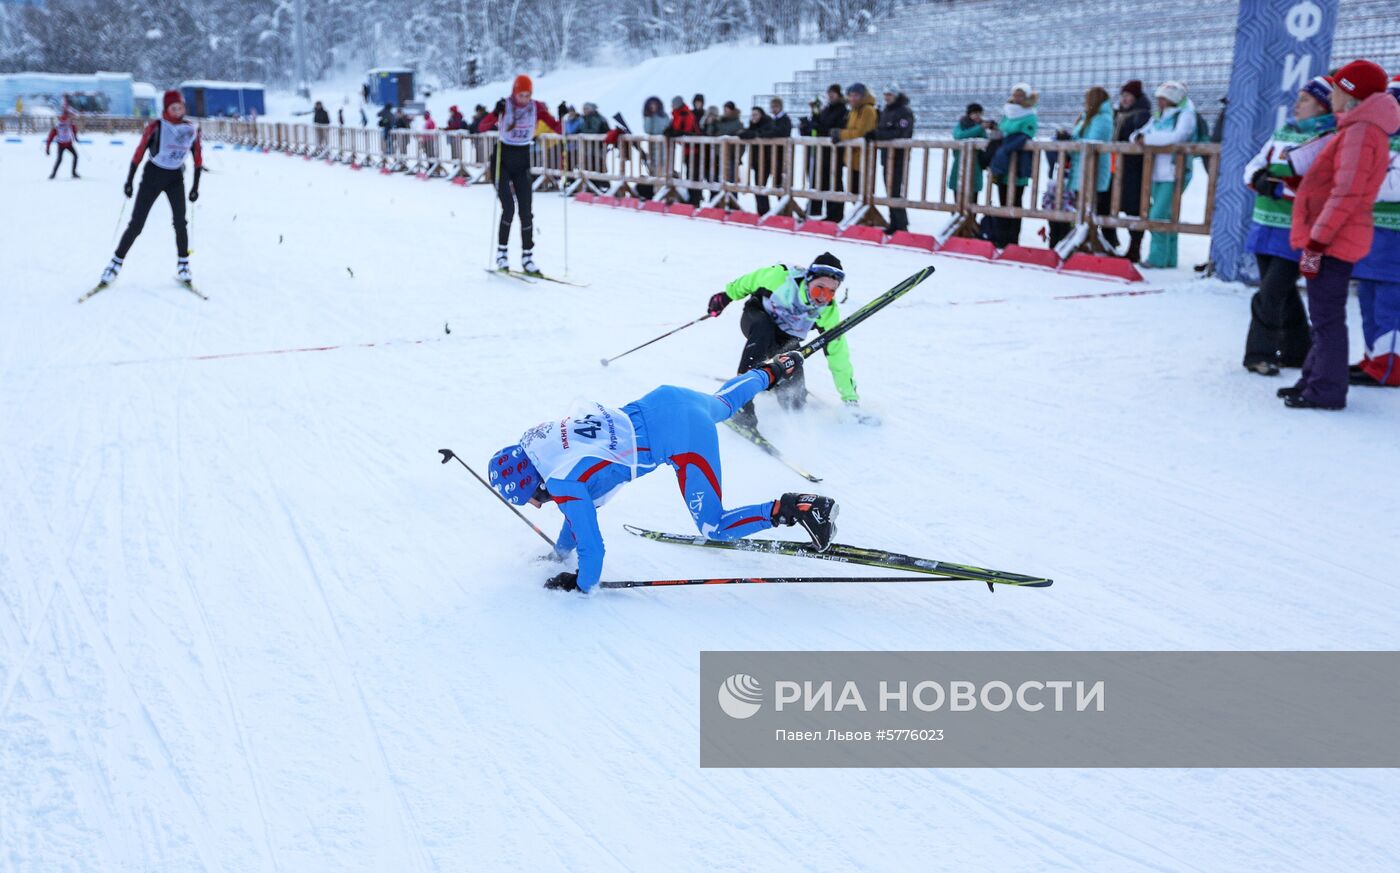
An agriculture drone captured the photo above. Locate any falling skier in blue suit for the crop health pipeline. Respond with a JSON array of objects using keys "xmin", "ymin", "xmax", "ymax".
[{"xmin": 488, "ymin": 351, "xmax": 838, "ymax": 593}]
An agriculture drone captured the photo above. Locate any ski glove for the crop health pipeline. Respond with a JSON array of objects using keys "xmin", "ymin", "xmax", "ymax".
[
  {"xmin": 124, "ymin": 164, "xmax": 137, "ymax": 198},
  {"xmin": 707, "ymin": 292, "xmax": 731, "ymax": 317},
  {"xmin": 1249, "ymin": 168, "xmax": 1277, "ymax": 198},
  {"xmin": 1298, "ymin": 241, "xmax": 1325, "ymax": 279},
  {"xmin": 544, "ymin": 571, "xmax": 580, "ymax": 592},
  {"xmin": 189, "ymin": 166, "xmax": 202, "ymax": 202},
  {"xmin": 45, "ymin": 145, "xmax": 51, "ymax": 156}
]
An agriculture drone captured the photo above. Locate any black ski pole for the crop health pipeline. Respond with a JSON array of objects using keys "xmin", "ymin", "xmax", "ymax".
[
  {"xmin": 600, "ymin": 573, "xmax": 969, "ymax": 589},
  {"xmin": 438, "ymin": 448, "xmax": 556, "ymax": 548},
  {"xmin": 600, "ymin": 313, "xmax": 711, "ymax": 366}
]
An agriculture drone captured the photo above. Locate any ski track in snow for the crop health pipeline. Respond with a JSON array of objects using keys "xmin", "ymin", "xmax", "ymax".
[{"xmin": 1, "ymin": 136, "xmax": 1399, "ymax": 872}]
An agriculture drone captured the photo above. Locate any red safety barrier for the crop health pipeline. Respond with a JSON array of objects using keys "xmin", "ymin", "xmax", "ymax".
[
  {"xmin": 696, "ymin": 207, "xmax": 727, "ymax": 222},
  {"xmin": 887, "ymin": 231, "xmax": 937, "ymax": 252},
  {"xmin": 760, "ymin": 215, "xmax": 798, "ymax": 231},
  {"xmin": 798, "ymin": 220, "xmax": 840, "ymax": 237},
  {"xmin": 667, "ymin": 203, "xmax": 698, "ymax": 217},
  {"xmin": 575, "ymin": 192, "xmax": 596, "ymax": 204},
  {"xmin": 839, "ymin": 225, "xmax": 887, "ymax": 244},
  {"xmin": 726, "ymin": 212, "xmax": 760, "ymax": 226},
  {"xmin": 998, "ymin": 245, "xmax": 1062, "ymax": 269},
  {"xmin": 1060, "ymin": 253, "xmax": 1144, "ymax": 283},
  {"xmin": 938, "ymin": 237, "xmax": 997, "ymax": 259}
]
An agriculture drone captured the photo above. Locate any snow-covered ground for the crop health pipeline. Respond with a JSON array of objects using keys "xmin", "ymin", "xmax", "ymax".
[
  {"xmin": 266, "ymin": 42, "xmax": 842, "ymax": 128},
  {"xmin": 2, "ymin": 136, "xmax": 1398, "ymax": 873}
]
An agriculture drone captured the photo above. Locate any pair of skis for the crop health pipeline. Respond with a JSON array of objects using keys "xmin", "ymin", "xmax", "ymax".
[
  {"xmin": 484, "ymin": 268, "xmax": 589, "ymax": 287},
  {"xmin": 607, "ymin": 525, "xmax": 1053, "ymax": 590},
  {"xmin": 79, "ymin": 279, "xmax": 207, "ymax": 303}
]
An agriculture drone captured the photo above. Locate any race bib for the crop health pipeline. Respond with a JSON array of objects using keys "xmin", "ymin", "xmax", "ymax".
[
  {"xmin": 520, "ymin": 401, "xmax": 637, "ymax": 484},
  {"xmin": 152, "ymin": 119, "xmax": 197, "ymax": 170}
]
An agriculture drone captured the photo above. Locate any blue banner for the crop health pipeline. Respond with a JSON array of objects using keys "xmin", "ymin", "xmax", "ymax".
[{"xmin": 1211, "ymin": 0, "xmax": 1339, "ymax": 282}]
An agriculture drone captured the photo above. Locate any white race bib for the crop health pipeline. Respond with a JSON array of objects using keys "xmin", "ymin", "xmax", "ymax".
[
  {"xmin": 152, "ymin": 119, "xmax": 197, "ymax": 170},
  {"xmin": 520, "ymin": 401, "xmax": 637, "ymax": 484}
]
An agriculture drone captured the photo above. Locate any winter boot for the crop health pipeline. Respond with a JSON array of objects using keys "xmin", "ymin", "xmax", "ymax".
[
  {"xmin": 176, "ymin": 258, "xmax": 192, "ymax": 284},
  {"xmin": 495, "ymin": 245, "xmax": 510, "ymax": 271},
  {"xmin": 772, "ymin": 492, "xmax": 838, "ymax": 551},
  {"xmin": 99, "ymin": 256, "xmax": 123, "ymax": 286},
  {"xmin": 521, "ymin": 248, "xmax": 540, "ymax": 276},
  {"xmin": 1125, "ymin": 231, "xmax": 1143, "ymax": 264},
  {"xmin": 730, "ymin": 402, "xmax": 758, "ymax": 432},
  {"xmin": 1244, "ymin": 360, "xmax": 1279, "ymax": 377}
]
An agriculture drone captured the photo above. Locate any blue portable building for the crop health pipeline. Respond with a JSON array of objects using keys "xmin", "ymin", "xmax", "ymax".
[
  {"xmin": 179, "ymin": 80, "xmax": 266, "ymax": 118},
  {"xmin": 367, "ymin": 68, "xmax": 415, "ymax": 107},
  {"xmin": 0, "ymin": 71, "xmax": 134, "ymax": 115}
]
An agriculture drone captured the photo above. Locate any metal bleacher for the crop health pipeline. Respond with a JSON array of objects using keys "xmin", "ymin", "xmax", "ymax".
[{"xmin": 768, "ymin": 0, "xmax": 1400, "ymax": 133}]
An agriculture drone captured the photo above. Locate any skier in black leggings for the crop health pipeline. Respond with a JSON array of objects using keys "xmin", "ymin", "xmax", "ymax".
[
  {"xmin": 483, "ymin": 74, "xmax": 560, "ymax": 276},
  {"xmin": 97, "ymin": 89, "xmax": 203, "ymax": 288}
]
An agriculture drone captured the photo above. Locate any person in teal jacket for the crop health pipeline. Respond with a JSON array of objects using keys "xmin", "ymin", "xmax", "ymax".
[
  {"xmin": 948, "ymin": 102, "xmax": 987, "ymax": 195},
  {"xmin": 705, "ymin": 252, "xmax": 871, "ymax": 427},
  {"xmin": 1048, "ymin": 87, "xmax": 1116, "ymax": 248},
  {"xmin": 1129, "ymin": 81, "xmax": 1198, "ymax": 268}
]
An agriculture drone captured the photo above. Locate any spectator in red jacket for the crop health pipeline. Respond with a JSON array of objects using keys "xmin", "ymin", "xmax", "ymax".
[
  {"xmin": 1283, "ymin": 59, "xmax": 1400, "ymax": 410},
  {"xmin": 664, "ymin": 95, "xmax": 702, "ymax": 204},
  {"xmin": 45, "ymin": 109, "xmax": 79, "ymax": 179}
]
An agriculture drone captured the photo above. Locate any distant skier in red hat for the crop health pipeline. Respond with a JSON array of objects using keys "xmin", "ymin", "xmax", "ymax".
[
  {"xmin": 481, "ymin": 74, "xmax": 560, "ymax": 276},
  {"xmin": 45, "ymin": 107, "xmax": 80, "ymax": 179},
  {"xmin": 96, "ymin": 89, "xmax": 204, "ymax": 290}
]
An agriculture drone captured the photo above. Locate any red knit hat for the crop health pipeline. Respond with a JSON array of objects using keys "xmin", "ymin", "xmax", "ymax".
[
  {"xmin": 1333, "ymin": 59, "xmax": 1388, "ymax": 100},
  {"xmin": 163, "ymin": 89, "xmax": 183, "ymax": 110},
  {"xmin": 512, "ymin": 74, "xmax": 533, "ymax": 96}
]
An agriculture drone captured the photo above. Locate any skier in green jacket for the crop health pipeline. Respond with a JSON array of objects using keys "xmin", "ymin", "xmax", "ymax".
[{"xmin": 706, "ymin": 252, "xmax": 874, "ymax": 427}]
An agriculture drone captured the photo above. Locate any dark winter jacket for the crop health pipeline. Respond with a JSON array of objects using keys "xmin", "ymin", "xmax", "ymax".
[
  {"xmin": 872, "ymin": 94, "xmax": 915, "ymax": 141},
  {"xmin": 713, "ymin": 110, "xmax": 743, "ymax": 137},
  {"xmin": 738, "ymin": 111, "xmax": 776, "ymax": 140},
  {"xmin": 769, "ymin": 111, "xmax": 793, "ymax": 139},
  {"xmin": 378, "ymin": 105, "xmax": 395, "ymax": 130},
  {"xmin": 1115, "ymin": 94, "xmax": 1153, "ymax": 213},
  {"xmin": 578, "ymin": 110, "xmax": 609, "ymax": 135},
  {"xmin": 801, "ymin": 99, "xmax": 848, "ymax": 137},
  {"xmin": 313, "ymin": 106, "xmax": 330, "ymax": 125},
  {"xmin": 446, "ymin": 110, "xmax": 466, "ymax": 130}
]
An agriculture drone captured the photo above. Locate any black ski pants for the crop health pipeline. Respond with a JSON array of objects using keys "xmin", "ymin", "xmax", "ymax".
[
  {"xmin": 496, "ymin": 144, "xmax": 534, "ymax": 249},
  {"xmin": 117, "ymin": 163, "xmax": 188, "ymax": 259}
]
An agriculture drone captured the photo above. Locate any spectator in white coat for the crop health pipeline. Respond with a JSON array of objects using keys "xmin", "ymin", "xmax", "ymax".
[{"xmin": 1130, "ymin": 81, "xmax": 1198, "ymax": 267}]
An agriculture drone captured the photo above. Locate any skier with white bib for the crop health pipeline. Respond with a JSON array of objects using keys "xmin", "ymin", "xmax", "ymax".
[
  {"xmin": 97, "ymin": 89, "xmax": 203, "ymax": 289},
  {"xmin": 481, "ymin": 74, "xmax": 560, "ymax": 276},
  {"xmin": 487, "ymin": 358, "xmax": 838, "ymax": 593}
]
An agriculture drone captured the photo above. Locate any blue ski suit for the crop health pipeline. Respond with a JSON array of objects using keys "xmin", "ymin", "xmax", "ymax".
[{"xmin": 545, "ymin": 370, "xmax": 776, "ymax": 591}]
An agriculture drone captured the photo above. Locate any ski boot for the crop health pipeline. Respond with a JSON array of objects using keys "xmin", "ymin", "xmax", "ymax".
[
  {"xmin": 99, "ymin": 257, "xmax": 123, "ymax": 287},
  {"xmin": 176, "ymin": 258, "xmax": 193, "ymax": 284},
  {"xmin": 521, "ymin": 248, "xmax": 541, "ymax": 277},
  {"xmin": 495, "ymin": 245, "xmax": 510, "ymax": 272},
  {"xmin": 757, "ymin": 351, "xmax": 804, "ymax": 389},
  {"xmin": 772, "ymin": 493, "xmax": 838, "ymax": 551}
]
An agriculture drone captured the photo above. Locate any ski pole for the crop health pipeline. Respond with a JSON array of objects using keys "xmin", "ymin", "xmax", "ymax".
[
  {"xmin": 110, "ymin": 195, "xmax": 129, "ymax": 245},
  {"xmin": 600, "ymin": 574, "xmax": 969, "ymax": 589},
  {"xmin": 438, "ymin": 448, "xmax": 556, "ymax": 549},
  {"xmin": 561, "ymin": 134, "xmax": 570, "ymax": 277},
  {"xmin": 487, "ymin": 132, "xmax": 502, "ymax": 268},
  {"xmin": 600, "ymin": 314, "xmax": 711, "ymax": 366}
]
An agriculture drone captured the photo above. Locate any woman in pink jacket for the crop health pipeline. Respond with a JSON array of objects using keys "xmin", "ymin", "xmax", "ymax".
[{"xmin": 1281, "ymin": 59, "xmax": 1400, "ymax": 410}]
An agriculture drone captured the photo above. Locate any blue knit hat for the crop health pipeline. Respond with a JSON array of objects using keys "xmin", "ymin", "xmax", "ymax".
[
  {"xmin": 488, "ymin": 444, "xmax": 541, "ymax": 505},
  {"xmin": 1300, "ymin": 74, "xmax": 1333, "ymax": 109}
]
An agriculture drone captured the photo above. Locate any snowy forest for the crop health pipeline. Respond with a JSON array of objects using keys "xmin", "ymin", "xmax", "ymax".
[{"xmin": 0, "ymin": 0, "xmax": 897, "ymax": 87}]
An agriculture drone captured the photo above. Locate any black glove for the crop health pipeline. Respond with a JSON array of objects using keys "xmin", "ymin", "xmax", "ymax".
[
  {"xmin": 124, "ymin": 164, "xmax": 137, "ymax": 198},
  {"xmin": 45, "ymin": 145, "xmax": 51, "ymax": 156},
  {"xmin": 759, "ymin": 351, "xmax": 804, "ymax": 388},
  {"xmin": 1249, "ymin": 167, "xmax": 1276, "ymax": 198},
  {"xmin": 544, "ymin": 571, "xmax": 579, "ymax": 592},
  {"xmin": 493, "ymin": 99, "xmax": 506, "ymax": 117},
  {"xmin": 707, "ymin": 292, "xmax": 731, "ymax": 317},
  {"xmin": 189, "ymin": 166, "xmax": 202, "ymax": 202},
  {"xmin": 830, "ymin": 130, "xmax": 842, "ymax": 144}
]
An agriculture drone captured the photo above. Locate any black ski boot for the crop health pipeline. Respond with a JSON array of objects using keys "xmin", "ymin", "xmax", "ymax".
[{"xmin": 773, "ymin": 493, "xmax": 838, "ymax": 551}]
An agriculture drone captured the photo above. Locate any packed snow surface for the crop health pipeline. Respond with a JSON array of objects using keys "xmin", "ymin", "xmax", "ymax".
[{"xmin": 1, "ymin": 135, "xmax": 1397, "ymax": 872}]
